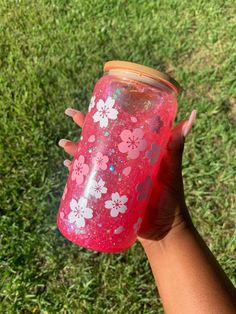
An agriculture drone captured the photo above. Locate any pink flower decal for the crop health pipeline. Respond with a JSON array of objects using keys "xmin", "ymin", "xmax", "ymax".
[
  {"xmin": 71, "ymin": 155, "xmax": 89, "ymax": 185},
  {"xmin": 92, "ymin": 152, "xmax": 109, "ymax": 170},
  {"xmin": 118, "ymin": 128, "xmax": 147, "ymax": 159}
]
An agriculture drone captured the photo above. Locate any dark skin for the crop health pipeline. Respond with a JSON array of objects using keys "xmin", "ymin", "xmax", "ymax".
[{"xmin": 59, "ymin": 108, "xmax": 236, "ymax": 314}]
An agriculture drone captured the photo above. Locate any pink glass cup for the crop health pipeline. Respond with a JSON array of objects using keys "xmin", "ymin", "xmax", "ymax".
[{"xmin": 57, "ymin": 61, "xmax": 180, "ymax": 252}]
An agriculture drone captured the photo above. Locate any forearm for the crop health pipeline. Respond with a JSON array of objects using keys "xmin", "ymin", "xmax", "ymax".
[{"xmin": 141, "ymin": 220, "xmax": 236, "ymax": 314}]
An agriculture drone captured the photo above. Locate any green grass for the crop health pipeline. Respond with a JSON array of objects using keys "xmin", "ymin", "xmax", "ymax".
[{"xmin": 0, "ymin": 0, "xmax": 235, "ymax": 313}]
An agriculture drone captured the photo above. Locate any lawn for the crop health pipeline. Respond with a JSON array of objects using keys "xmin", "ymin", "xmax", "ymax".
[{"xmin": 0, "ymin": 0, "xmax": 235, "ymax": 313}]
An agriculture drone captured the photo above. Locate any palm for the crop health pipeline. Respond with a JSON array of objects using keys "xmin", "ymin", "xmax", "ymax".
[{"xmin": 137, "ymin": 121, "xmax": 187, "ymax": 241}]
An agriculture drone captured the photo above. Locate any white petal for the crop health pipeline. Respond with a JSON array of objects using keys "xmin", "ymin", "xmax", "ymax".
[
  {"xmin": 105, "ymin": 96, "xmax": 115, "ymax": 108},
  {"xmin": 68, "ymin": 211, "xmax": 76, "ymax": 223},
  {"xmin": 93, "ymin": 111, "xmax": 101, "ymax": 123},
  {"xmin": 70, "ymin": 198, "xmax": 78, "ymax": 212},
  {"xmin": 94, "ymin": 190, "xmax": 101, "ymax": 199},
  {"xmin": 101, "ymin": 186, "xmax": 107, "ymax": 194},
  {"xmin": 120, "ymin": 195, "xmax": 128, "ymax": 204},
  {"xmin": 98, "ymin": 178, "xmax": 105, "ymax": 187},
  {"xmin": 112, "ymin": 192, "xmax": 120, "ymax": 202},
  {"xmin": 111, "ymin": 208, "xmax": 119, "ymax": 217},
  {"xmin": 97, "ymin": 99, "xmax": 105, "ymax": 111},
  {"xmin": 89, "ymin": 96, "xmax": 96, "ymax": 111},
  {"xmin": 88, "ymin": 97, "xmax": 94, "ymax": 112},
  {"xmin": 78, "ymin": 197, "xmax": 87, "ymax": 208},
  {"xmin": 107, "ymin": 108, "xmax": 118, "ymax": 120},
  {"xmin": 105, "ymin": 200, "xmax": 113, "ymax": 209},
  {"xmin": 99, "ymin": 116, "xmax": 108, "ymax": 128},
  {"xmin": 119, "ymin": 204, "xmax": 127, "ymax": 213},
  {"xmin": 83, "ymin": 207, "xmax": 93, "ymax": 219},
  {"xmin": 75, "ymin": 217, "xmax": 85, "ymax": 228}
]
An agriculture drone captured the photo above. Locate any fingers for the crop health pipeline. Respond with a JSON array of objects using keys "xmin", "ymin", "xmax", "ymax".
[
  {"xmin": 73, "ymin": 111, "xmax": 86, "ymax": 127},
  {"xmin": 58, "ymin": 139, "xmax": 77, "ymax": 156},
  {"xmin": 167, "ymin": 110, "xmax": 197, "ymax": 152},
  {"xmin": 59, "ymin": 108, "xmax": 85, "ymax": 156},
  {"xmin": 58, "ymin": 108, "xmax": 85, "ymax": 158},
  {"xmin": 162, "ymin": 110, "xmax": 197, "ymax": 177},
  {"xmin": 182, "ymin": 110, "xmax": 197, "ymax": 137},
  {"xmin": 65, "ymin": 108, "xmax": 86, "ymax": 128},
  {"xmin": 63, "ymin": 159, "xmax": 72, "ymax": 171},
  {"xmin": 59, "ymin": 108, "xmax": 85, "ymax": 171}
]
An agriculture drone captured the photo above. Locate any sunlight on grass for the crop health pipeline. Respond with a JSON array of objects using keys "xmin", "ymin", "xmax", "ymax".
[{"xmin": 0, "ymin": 1, "xmax": 235, "ymax": 313}]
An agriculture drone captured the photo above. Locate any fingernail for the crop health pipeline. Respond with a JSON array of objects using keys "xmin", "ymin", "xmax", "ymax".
[
  {"xmin": 63, "ymin": 159, "xmax": 72, "ymax": 168},
  {"xmin": 58, "ymin": 139, "xmax": 70, "ymax": 148},
  {"xmin": 182, "ymin": 110, "xmax": 197, "ymax": 138},
  {"xmin": 65, "ymin": 108, "xmax": 78, "ymax": 117}
]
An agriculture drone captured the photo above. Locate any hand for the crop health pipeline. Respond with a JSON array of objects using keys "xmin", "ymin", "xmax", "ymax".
[
  {"xmin": 137, "ymin": 110, "xmax": 197, "ymax": 247},
  {"xmin": 58, "ymin": 108, "xmax": 197, "ymax": 246}
]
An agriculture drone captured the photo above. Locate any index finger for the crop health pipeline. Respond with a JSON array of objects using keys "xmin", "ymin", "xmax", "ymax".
[{"xmin": 65, "ymin": 108, "xmax": 86, "ymax": 128}]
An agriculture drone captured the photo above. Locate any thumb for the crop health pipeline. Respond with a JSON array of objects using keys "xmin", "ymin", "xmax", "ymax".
[
  {"xmin": 167, "ymin": 110, "xmax": 197, "ymax": 152},
  {"xmin": 159, "ymin": 110, "xmax": 197, "ymax": 178}
]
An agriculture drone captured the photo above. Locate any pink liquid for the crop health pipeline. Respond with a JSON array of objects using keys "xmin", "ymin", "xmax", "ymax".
[{"xmin": 57, "ymin": 75, "xmax": 177, "ymax": 252}]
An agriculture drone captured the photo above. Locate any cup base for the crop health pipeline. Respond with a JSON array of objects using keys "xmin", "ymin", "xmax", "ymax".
[{"xmin": 57, "ymin": 221, "xmax": 132, "ymax": 253}]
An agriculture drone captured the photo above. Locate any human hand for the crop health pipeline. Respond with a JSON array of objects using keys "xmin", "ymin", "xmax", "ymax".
[
  {"xmin": 137, "ymin": 110, "xmax": 197, "ymax": 247},
  {"xmin": 58, "ymin": 108, "xmax": 196, "ymax": 246}
]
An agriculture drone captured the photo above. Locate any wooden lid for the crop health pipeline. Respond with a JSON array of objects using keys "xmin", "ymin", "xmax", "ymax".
[{"xmin": 104, "ymin": 60, "xmax": 181, "ymax": 94}]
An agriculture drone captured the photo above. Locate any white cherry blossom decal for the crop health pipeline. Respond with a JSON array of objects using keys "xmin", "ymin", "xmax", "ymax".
[
  {"xmin": 93, "ymin": 96, "xmax": 118, "ymax": 128},
  {"xmin": 68, "ymin": 197, "xmax": 93, "ymax": 228},
  {"xmin": 90, "ymin": 179, "xmax": 107, "ymax": 199},
  {"xmin": 105, "ymin": 192, "xmax": 128, "ymax": 217}
]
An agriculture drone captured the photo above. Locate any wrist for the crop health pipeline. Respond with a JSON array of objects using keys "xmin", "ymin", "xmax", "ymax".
[{"xmin": 139, "ymin": 211, "xmax": 195, "ymax": 254}]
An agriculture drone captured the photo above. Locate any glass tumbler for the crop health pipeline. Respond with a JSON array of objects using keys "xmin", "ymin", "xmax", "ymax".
[{"xmin": 57, "ymin": 61, "xmax": 181, "ymax": 252}]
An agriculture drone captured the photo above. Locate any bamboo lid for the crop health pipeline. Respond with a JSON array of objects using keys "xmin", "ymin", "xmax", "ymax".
[{"xmin": 104, "ymin": 60, "xmax": 181, "ymax": 94}]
